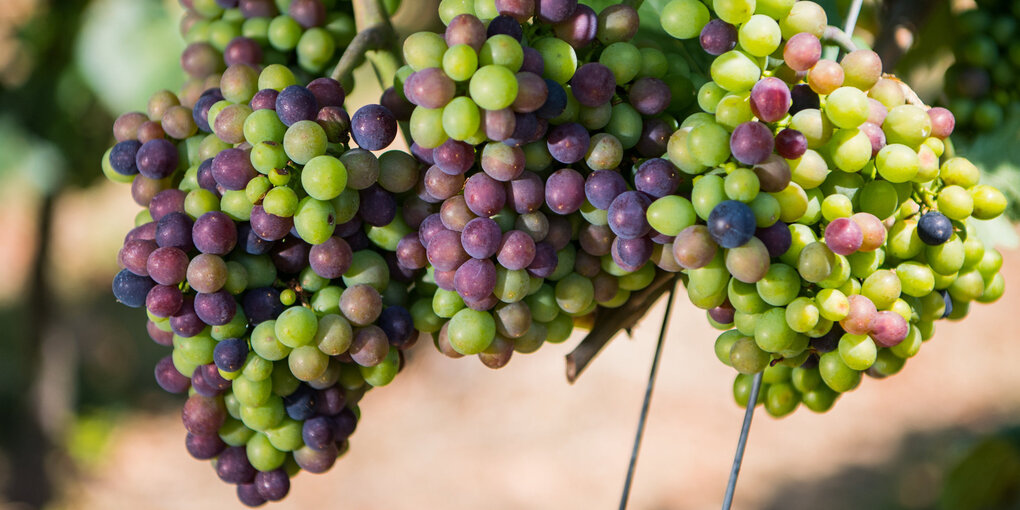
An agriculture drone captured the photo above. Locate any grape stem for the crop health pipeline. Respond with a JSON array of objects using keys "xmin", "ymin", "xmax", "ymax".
[
  {"xmin": 822, "ymin": 25, "xmax": 858, "ymax": 54},
  {"xmin": 330, "ymin": 0, "xmax": 397, "ymax": 85},
  {"xmin": 618, "ymin": 284, "xmax": 676, "ymax": 510},
  {"xmin": 565, "ymin": 272, "xmax": 679, "ymax": 383},
  {"xmin": 721, "ymin": 371, "xmax": 763, "ymax": 510}
]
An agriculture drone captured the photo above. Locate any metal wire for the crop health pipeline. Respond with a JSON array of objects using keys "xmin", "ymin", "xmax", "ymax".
[
  {"xmin": 844, "ymin": 0, "xmax": 865, "ymax": 38},
  {"xmin": 721, "ymin": 371, "xmax": 764, "ymax": 510},
  {"xmin": 618, "ymin": 285, "xmax": 677, "ymax": 510}
]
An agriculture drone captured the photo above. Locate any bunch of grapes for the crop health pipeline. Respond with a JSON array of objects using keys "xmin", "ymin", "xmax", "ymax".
[
  {"xmin": 101, "ymin": 0, "xmax": 427, "ymax": 506},
  {"xmin": 660, "ymin": 0, "xmax": 1008, "ymax": 416},
  {"xmin": 390, "ymin": 0, "xmax": 706, "ymax": 367},
  {"xmin": 942, "ymin": 0, "xmax": 1020, "ymax": 132}
]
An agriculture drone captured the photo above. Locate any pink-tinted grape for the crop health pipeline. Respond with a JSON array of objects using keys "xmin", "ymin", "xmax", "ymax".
[
  {"xmin": 824, "ymin": 217, "xmax": 863, "ymax": 256},
  {"xmin": 730, "ymin": 121, "xmax": 775, "ymax": 165},
  {"xmin": 498, "ymin": 230, "xmax": 537, "ymax": 270},
  {"xmin": 454, "ymin": 258, "xmax": 498, "ymax": 301},
  {"xmin": 446, "ymin": 13, "xmax": 486, "ymax": 52},
  {"xmin": 774, "ymin": 129, "xmax": 807, "ymax": 160},
  {"xmin": 427, "ymin": 229, "xmax": 469, "ymax": 271},
  {"xmin": 783, "ymin": 32, "xmax": 822, "ymax": 71},
  {"xmin": 870, "ymin": 310, "xmax": 908, "ymax": 347},
  {"xmin": 750, "ymin": 77, "xmax": 792, "ymax": 123},
  {"xmin": 672, "ymin": 225, "xmax": 717, "ymax": 269}
]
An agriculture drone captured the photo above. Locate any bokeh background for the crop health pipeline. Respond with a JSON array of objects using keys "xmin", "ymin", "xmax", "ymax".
[{"xmin": 0, "ymin": 0, "xmax": 1019, "ymax": 509}]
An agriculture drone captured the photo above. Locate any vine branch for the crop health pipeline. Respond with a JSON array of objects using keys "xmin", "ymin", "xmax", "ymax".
[
  {"xmin": 822, "ymin": 25, "xmax": 858, "ymax": 54},
  {"xmin": 330, "ymin": 0, "xmax": 398, "ymax": 86}
]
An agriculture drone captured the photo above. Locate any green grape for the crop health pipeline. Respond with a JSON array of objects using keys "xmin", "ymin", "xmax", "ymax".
[
  {"xmin": 247, "ymin": 432, "xmax": 286, "ymax": 471},
  {"xmin": 283, "ymin": 120, "xmax": 327, "ymax": 165},
  {"xmin": 779, "ymin": 1, "xmax": 827, "ymax": 39},
  {"xmin": 443, "ymin": 44, "xmax": 478, "ymax": 82},
  {"xmin": 797, "ymin": 187, "xmax": 824, "ymax": 226},
  {"xmin": 710, "ymin": 51, "xmax": 761, "ymax": 92},
  {"xmin": 553, "ymin": 274, "xmax": 594, "ymax": 314},
  {"xmin": 771, "ymin": 182, "xmax": 809, "ymax": 223},
  {"xmin": 692, "ymin": 174, "xmax": 727, "ymax": 220},
  {"xmin": 715, "ymin": 0, "xmax": 755, "ymax": 24},
  {"xmin": 733, "ymin": 373, "xmax": 766, "ymax": 406},
  {"xmin": 689, "ymin": 121, "xmax": 732, "ymax": 166},
  {"xmin": 890, "ymin": 325, "xmax": 923, "ymax": 358},
  {"xmin": 697, "ymin": 82, "xmax": 727, "ymax": 114},
  {"xmin": 293, "ymin": 197, "xmax": 336, "ymax": 245},
  {"xmin": 756, "ymin": 0, "xmax": 795, "ymax": 19},
  {"xmin": 820, "ymin": 194, "xmax": 853, "ymax": 222},
  {"xmin": 667, "ymin": 127, "xmax": 707, "ymax": 175},
  {"xmin": 233, "ymin": 374, "xmax": 272, "ymax": 407},
  {"xmin": 791, "ymin": 365, "xmax": 821, "ymax": 393},
  {"xmin": 827, "ymin": 128, "xmax": 871, "ymax": 172},
  {"xmin": 728, "ymin": 278, "xmax": 770, "ymax": 314},
  {"xmin": 275, "ymin": 306, "xmax": 318, "ymax": 348},
  {"xmin": 895, "ymin": 261, "xmax": 936, "ymax": 297},
  {"xmin": 838, "ymin": 333, "xmax": 877, "ymax": 370},
  {"xmin": 790, "ymin": 109, "xmax": 833, "ymax": 149},
  {"xmin": 479, "ymin": 34, "xmax": 523, "ymax": 71},
  {"xmin": 686, "ymin": 253, "xmax": 729, "ymax": 309},
  {"xmin": 403, "ymin": 32, "xmax": 447, "ymax": 71},
  {"xmin": 638, "ymin": 48, "xmax": 669, "ymax": 78},
  {"xmin": 756, "ymin": 263, "xmax": 800, "ymax": 306},
  {"xmin": 825, "ymin": 87, "xmax": 870, "ymax": 129},
  {"xmin": 789, "ymin": 149, "xmax": 828, "ymax": 190},
  {"xmin": 861, "ymin": 269, "xmax": 901, "ymax": 309},
  {"xmin": 297, "ymin": 28, "xmax": 336, "ymax": 71},
  {"xmin": 802, "ymin": 386, "xmax": 838, "ymax": 412},
  {"xmin": 815, "ymin": 288, "xmax": 850, "ymax": 321},
  {"xmin": 948, "ymin": 270, "xmax": 985, "ymax": 302},
  {"xmin": 971, "ymin": 184, "xmax": 1008, "ymax": 219},
  {"xmin": 937, "ymin": 185, "xmax": 974, "ymax": 220},
  {"xmin": 797, "ymin": 241, "xmax": 836, "ymax": 283},
  {"xmin": 265, "ymin": 418, "xmax": 303, "ymax": 452},
  {"xmin": 533, "ymin": 37, "xmax": 577, "ymax": 84},
  {"xmin": 765, "ymin": 382, "xmax": 800, "ymax": 417},
  {"xmin": 410, "ymin": 107, "xmax": 448, "ymax": 149},
  {"xmin": 785, "ymin": 297, "xmax": 820, "ymax": 333},
  {"xmin": 762, "ymin": 364, "xmax": 792, "ymax": 384},
  {"xmin": 240, "ymin": 395, "xmax": 284, "ymax": 431},
  {"xmin": 448, "ymin": 308, "xmax": 496, "ymax": 355},
  {"xmin": 749, "ymin": 192, "xmax": 781, "ymax": 227},
  {"xmin": 858, "ymin": 179, "xmax": 899, "ymax": 219},
  {"xmin": 729, "ymin": 336, "xmax": 771, "ymax": 374},
  {"xmin": 186, "ymin": 189, "xmax": 220, "ymax": 218},
  {"xmin": 257, "ymin": 64, "xmax": 297, "ymax": 92},
  {"xmin": 715, "ymin": 93, "xmax": 753, "ymax": 130},
  {"xmin": 243, "ymin": 109, "xmax": 286, "ymax": 147},
  {"xmin": 301, "ymin": 155, "xmax": 347, "ymax": 201},
  {"xmin": 268, "ymin": 15, "xmax": 302, "ymax": 51},
  {"xmin": 738, "ymin": 14, "xmax": 782, "ymax": 57},
  {"xmin": 977, "ymin": 273, "xmax": 1005, "ymax": 303},
  {"xmin": 754, "ymin": 307, "xmax": 798, "ymax": 352},
  {"xmin": 883, "ymin": 105, "xmax": 932, "ymax": 147},
  {"xmin": 250, "ymin": 141, "xmax": 288, "ymax": 175},
  {"xmin": 219, "ymin": 417, "xmax": 254, "ymax": 446},
  {"xmin": 818, "ymin": 350, "xmax": 860, "ymax": 392},
  {"xmin": 289, "ymin": 345, "xmax": 329, "ymax": 381},
  {"xmin": 714, "ymin": 330, "xmax": 743, "ymax": 366},
  {"xmin": 876, "ymin": 144, "xmax": 920, "ymax": 183},
  {"xmin": 442, "ymin": 96, "xmax": 481, "ymax": 140},
  {"xmin": 734, "ymin": 311, "xmax": 759, "ymax": 336},
  {"xmin": 940, "ymin": 157, "xmax": 980, "ymax": 188},
  {"xmin": 263, "ymin": 186, "xmax": 299, "ymax": 217},
  {"xmin": 246, "ymin": 175, "xmax": 271, "ymax": 205},
  {"xmin": 647, "ymin": 195, "xmax": 697, "ymax": 236},
  {"xmin": 606, "ymin": 103, "xmax": 643, "ymax": 149},
  {"xmin": 661, "ymin": 0, "xmax": 710, "ymax": 39}
]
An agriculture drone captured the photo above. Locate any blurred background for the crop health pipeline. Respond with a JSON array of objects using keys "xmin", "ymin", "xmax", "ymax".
[{"xmin": 0, "ymin": 0, "xmax": 1019, "ymax": 509}]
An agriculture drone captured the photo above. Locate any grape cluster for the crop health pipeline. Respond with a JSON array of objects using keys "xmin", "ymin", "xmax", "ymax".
[
  {"xmin": 392, "ymin": 0, "xmax": 702, "ymax": 366},
  {"xmin": 661, "ymin": 0, "xmax": 1008, "ymax": 416},
  {"xmin": 103, "ymin": 0, "xmax": 422, "ymax": 506},
  {"xmin": 943, "ymin": 0, "xmax": 1020, "ymax": 133}
]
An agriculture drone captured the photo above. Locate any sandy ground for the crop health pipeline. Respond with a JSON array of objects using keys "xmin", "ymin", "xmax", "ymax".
[{"xmin": 61, "ymin": 235, "xmax": 1020, "ymax": 510}]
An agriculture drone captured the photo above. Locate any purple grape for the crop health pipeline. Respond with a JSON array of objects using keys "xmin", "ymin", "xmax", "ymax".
[
  {"xmin": 434, "ymin": 268, "xmax": 456, "ymax": 290},
  {"xmin": 351, "ymin": 104, "xmax": 397, "ymax": 151},
  {"xmin": 918, "ymin": 211, "xmax": 953, "ymax": 245},
  {"xmin": 135, "ymin": 139, "xmax": 179, "ymax": 179},
  {"xmin": 570, "ymin": 63, "xmax": 616, "ymax": 108},
  {"xmin": 379, "ymin": 306, "xmax": 415, "ymax": 348},
  {"xmin": 124, "ymin": 222, "xmax": 157, "ymax": 243},
  {"xmin": 547, "ymin": 122, "xmax": 590, "ymax": 164},
  {"xmin": 304, "ymin": 78, "xmax": 344, "ymax": 109},
  {"xmin": 250, "ymin": 88, "xmax": 279, "ymax": 111},
  {"xmin": 146, "ymin": 246, "xmax": 189, "ymax": 285},
  {"xmin": 514, "ymin": 72, "xmax": 549, "ymax": 113},
  {"xmin": 404, "ymin": 68, "xmax": 456, "ymax": 109},
  {"xmin": 434, "ymin": 139, "xmax": 475, "ymax": 175},
  {"xmin": 308, "ymin": 236, "xmax": 352, "ymax": 278},
  {"xmin": 192, "ymin": 211, "xmax": 238, "ymax": 255},
  {"xmin": 194, "ymin": 290, "xmax": 237, "ymax": 325},
  {"xmin": 545, "ymin": 168, "xmax": 585, "ymax": 215},
  {"xmin": 585, "ymin": 170, "xmax": 627, "ymax": 210},
  {"xmin": 774, "ymin": 129, "xmax": 807, "ymax": 160},
  {"xmin": 789, "ymin": 84, "xmax": 820, "ymax": 115},
  {"xmin": 497, "ymin": 230, "xmax": 537, "ymax": 270},
  {"xmin": 707, "ymin": 200, "xmax": 756, "ymax": 248},
  {"xmin": 193, "ymin": 89, "xmax": 224, "ymax": 132},
  {"xmin": 544, "ymin": 215, "xmax": 572, "ymax": 250},
  {"xmin": 213, "ymin": 337, "xmax": 249, "ymax": 372},
  {"xmin": 427, "ymin": 229, "xmax": 469, "ymax": 271},
  {"xmin": 154, "ymin": 355, "xmax": 190, "ymax": 393},
  {"xmin": 611, "ymin": 236, "xmax": 652, "ymax": 272},
  {"xmin": 237, "ymin": 222, "xmax": 277, "ymax": 255},
  {"xmin": 424, "ymin": 165, "xmax": 464, "ymax": 201},
  {"xmin": 505, "ymin": 112, "xmax": 540, "ymax": 147},
  {"xmin": 536, "ymin": 0, "xmax": 578, "ymax": 23},
  {"xmin": 636, "ymin": 117, "xmax": 671, "ymax": 158},
  {"xmin": 331, "ymin": 407, "xmax": 358, "ymax": 438},
  {"xmin": 463, "ymin": 293, "xmax": 498, "ymax": 311},
  {"xmin": 250, "ymin": 205, "xmax": 293, "ymax": 241},
  {"xmin": 276, "ymin": 85, "xmax": 318, "ymax": 126},
  {"xmin": 553, "ymin": 4, "xmax": 597, "ymax": 48},
  {"xmin": 185, "ymin": 432, "xmax": 227, "ymax": 461},
  {"xmin": 191, "ymin": 363, "xmax": 230, "ymax": 396},
  {"xmin": 302, "ymin": 416, "xmax": 334, "ymax": 450},
  {"xmin": 255, "ymin": 469, "xmax": 290, "ymax": 502},
  {"xmin": 212, "ymin": 147, "xmax": 258, "ymax": 191},
  {"xmin": 182, "ymin": 393, "xmax": 226, "ymax": 436},
  {"xmin": 359, "ymin": 184, "xmax": 397, "ymax": 226},
  {"xmin": 520, "ymin": 46, "xmax": 544, "ymax": 75},
  {"xmin": 461, "ymin": 217, "xmax": 502, "ymax": 259},
  {"xmin": 506, "ymin": 171, "xmax": 544, "ymax": 213},
  {"xmin": 270, "ymin": 236, "xmax": 311, "ymax": 274},
  {"xmin": 317, "ymin": 106, "xmax": 352, "ymax": 143},
  {"xmin": 730, "ymin": 121, "xmax": 775, "ymax": 165},
  {"xmin": 634, "ymin": 158, "xmax": 680, "ymax": 198},
  {"xmin": 454, "ymin": 258, "xmax": 498, "ymax": 301},
  {"xmin": 149, "ymin": 189, "xmax": 186, "ymax": 221},
  {"xmin": 170, "ymin": 295, "xmax": 205, "ymax": 337},
  {"xmin": 380, "ymin": 86, "xmax": 414, "ymax": 122},
  {"xmin": 700, "ymin": 19, "xmax": 737, "ymax": 55},
  {"xmin": 110, "ymin": 140, "xmax": 141, "ymax": 175},
  {"xmin": 535, "ymin": 79, "xmax": 567, "ymax": 119},
  {"xmin": 418, "ymin": 213, "xmax": 447, "ymax": 247},
  {"xmin": 445, "ymin": 13, "xmax": 486, "ymax": 52},
  {"xmin": 146, "ymin": 284, "xmax": 183, "ymax": 317},
  {"xmin": 239, "ymin": 0, "xmax": 277, "ymax": 17},
  {"xmin": 217, "ymin": 446, "xmax": 256, "ymax": 484},
  {"xmin": 629, "ymin": 77, "xmax": 671, "ymax": 116},
  {"xmin": 481, "ymin": 143, "xmax": 525, "ymax": 181},
  {"xmin": 397, "ymin": 233, "xmax": 428, "ymax": 269},
  {"xmin": 242, "ymin": 287, "xmax": 283, "ymax": 324},
  {"xmin": 224, "ymin": 36, "xmax": 262, "ymax": 68},
  {"xmin": 196, "ymin": 158, "xmax": 218, "ymax": 192},
  {"xmin": 527, "ymin": 242, "xmax": 557, "ymax": 278},
  {"xmin": 755, "ymin": 221, "xmax": 792, "ymax": 258},
  {"xmin": 750, "ymin": 77, "xmax": 792, "ymax": 123},
  {"xmin": 496, "ymin": 0, "xmax": 535, "ymax": 21},
  {"xmin": 440, "ymin": 195, "xmax": 476, "ymax": 231},
  {"xmin": 607, "ymin": 191, "xmax": 652, "ymax": 239},
  {"xmin": 464, "ymin": 172, "xmax": 507, "ymax": 216},
  {"xmin": 119, "ymin": 239, "xmax": 157, "ymax": 276},
  {"xmin": 488, "ymin": 14, "xmax": 524, "ymax": 40},
  {"xmin": 114, "ymin": 267, "xmax": 157, "ymax": 313},
  {"xmin": 334, "ymin": 216, "xmax": 362, "ymax": 238},
  {"xmin": 753, "ymin": 154, "xmax": 791, "ymax": 192},
  {"xmin": 579, "ymin": 223, "xmax": 613, "ymax": 256}
]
